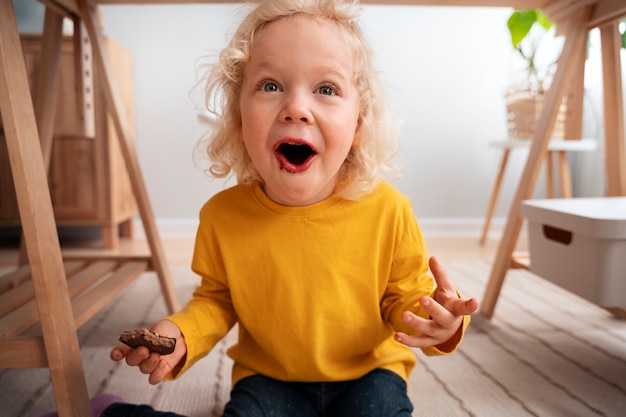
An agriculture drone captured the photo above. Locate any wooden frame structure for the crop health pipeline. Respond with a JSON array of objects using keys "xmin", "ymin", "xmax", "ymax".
[
  {"xmin": 0, "ymin": 1, "xmax": 181, "ymax": 415},
  {"xmin": 0, "ymin": 0, "xmax": 624, "ymax": 415}
]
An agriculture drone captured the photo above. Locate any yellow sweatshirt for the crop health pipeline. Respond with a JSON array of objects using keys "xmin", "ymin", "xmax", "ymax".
[{"xmin": 166, "ymin": 181, "xmax": 469, "ymax": 386}]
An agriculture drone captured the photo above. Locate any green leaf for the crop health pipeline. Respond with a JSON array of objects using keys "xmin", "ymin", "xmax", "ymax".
[
  {"xmin": 536, "ymin": 10, "xmax": 554, "ymax": 31},
  {"xmin": 507, "ymin": 10, "xmax": 537, "ymax": 48},
  {"xmin": 507, "ymin": 9, "xmax": 555, "ymax": 49}
]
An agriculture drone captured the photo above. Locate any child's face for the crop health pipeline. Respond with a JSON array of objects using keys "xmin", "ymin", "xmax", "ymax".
[{"xmin": 239, "ymin": 15, "xmax": 361, "ymax": 206}]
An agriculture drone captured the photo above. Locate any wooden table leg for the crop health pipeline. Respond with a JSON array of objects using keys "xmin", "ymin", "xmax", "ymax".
[
  {"xmin": 599, "ymin": 20, "xmax": 626, "ymax": 320},
  {"xmin": 17, "ymin": 7, "xmax": 65, "ymax": 266},
  {"xmin": 0, "ymin": 1, "xmax": 92, "ymax": 415},
  {"xmin": 600, "ymin": 21, "xmax": 626, "ymax": 197},
  {"xmin": 481, "ymin": 6, "xmax": 591, "ymax": 318},
  {"xmin": 553, "ymin": 26, "xmax": 586, "ymax": 201}
]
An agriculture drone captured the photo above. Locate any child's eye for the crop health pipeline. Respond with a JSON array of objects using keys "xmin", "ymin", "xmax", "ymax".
[
  {"xmin": 259, "ymin": 81, "xmax": 281, "ymax": 93},
  {"xmin": 316, "ymin": 84, "xmax": 337, "ymax": 96}
]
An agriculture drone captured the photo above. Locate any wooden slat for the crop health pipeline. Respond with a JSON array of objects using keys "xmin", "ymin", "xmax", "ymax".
[
  {"xmin": 72, "ymin": 260, "xmax": 147, "ymax": 328},
  {"xmin": 0, "ymin": 265, "xmax": 32, "ymax": 294},
  {"xmin": 0, "ymin": 260, "xmax": 86, "ymax": 295},
  {"xmin": 22, "ymin": 261, "xmax": 148, "ymax": 338},
  {"xmin": 91, "ymin": 0, "xmax": 551, "ymax": 6},
  {"xmin": 588, "ymin": 0, "xmax": 626, "ymax": 28},
  {"xmin": 0, "ymin": 261, "xmax": 86, "ymax": 317},
  {"xmin": 510, "ymin": 252, "xmax": 530, "ymax": 270},
  {"xmin": 0, "ymin": 260, "xmax": 117, "ymax": 337},
  {"xmin": 0, "ymin": 336, "xmax": 48, "ymax": 368},
  {"xmin": 0, "ymin": 282, "xmax": 47, "ymax": 319},
  {"xmin": 543, "ymin": 0, "xmax": 598, "ymax": 24},
  {"xmin": 40, "ymin": 0, "xmax": 80, "ymax": 16},
  {"xmin": 84, "ymin": 0, "xmax": 626, "ymax": 28},
  {"xmin": 546, "ymin": 0, "xmax": 626, "ymax": 29},
  {"xmin": 62, "ymin": 252, "xmax": 152, "ymax": 265},
  {"xmin": 66, "ymin": 260, "xmax": 119, "ymax": 297}
]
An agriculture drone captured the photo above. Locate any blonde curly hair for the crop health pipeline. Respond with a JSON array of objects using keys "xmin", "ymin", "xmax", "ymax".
[{"xmin": 197, "ymin": 0, "xmax": 400, "ymax": 200}]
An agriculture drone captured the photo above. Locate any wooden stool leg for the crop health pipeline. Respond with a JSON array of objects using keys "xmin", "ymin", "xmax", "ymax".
[
  {"xmin": 0, "ymin": 2, "xmax": 91, "ymax": 415},
  {"xmin": 557, "ymin": 150, "xmax": 572, "ymax": 198},
  {"xmin": 480, "ymin": 148, "xmax": 511, "ymax": 245},
  {"xmin": 545, "ymin": 151, "xmax": 555, "ymax": 198}
]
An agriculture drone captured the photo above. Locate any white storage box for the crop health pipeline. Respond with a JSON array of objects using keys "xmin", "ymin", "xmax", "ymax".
[{"xmin": 521, "ymin": 197, "xmax": 626, "ymax": 307}]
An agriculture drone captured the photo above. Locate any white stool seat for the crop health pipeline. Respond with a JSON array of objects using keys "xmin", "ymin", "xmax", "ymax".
[
  {"xmin": 489, "ymin": 138, "xmax": 597, "ymax": 152},
  {"xmin": 480, "ymin": 138, "xmax": 598, "ymax": 245}
]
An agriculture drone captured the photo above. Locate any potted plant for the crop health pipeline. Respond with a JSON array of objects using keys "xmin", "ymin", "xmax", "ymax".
[
  {"xmin": 504, "ymin": 9, "xmax": 564, "ymax": 139},
  {"xmin": 507, "ymin": 9, "xmax": 556, "ymax": 91},
  {"xmin": 505, "ymin": 14, "xmax": 626, "ymax": 139}
]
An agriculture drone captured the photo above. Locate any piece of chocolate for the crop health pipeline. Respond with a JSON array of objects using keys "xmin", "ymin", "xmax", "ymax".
[{"xmin": 119, "ymin": 328, "xmax": 176, "ymax": 355}]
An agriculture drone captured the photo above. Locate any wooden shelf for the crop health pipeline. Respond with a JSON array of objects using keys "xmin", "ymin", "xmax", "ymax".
[
  {"xmin": 510, "ymin": 252, "xmax": 530, "ymax": 270},
  {"xmin": 0, "ymin": 258, "xmax": 148, "ymax": 367},
  {"xmin": 0, "ymin": 258, "xmax": 148, "ymax": 339}
]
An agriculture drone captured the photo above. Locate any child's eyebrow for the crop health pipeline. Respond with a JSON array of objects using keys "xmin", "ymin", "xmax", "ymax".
[
  {"xmin": 252, "ymin": 60, "xmax": 351, "ymax": 79},
  {"xmin": 315, "ymin": 65, "xmax": 352, "ymax": 80}
]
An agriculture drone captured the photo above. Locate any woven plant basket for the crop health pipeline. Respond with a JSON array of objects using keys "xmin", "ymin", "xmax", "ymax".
[{"xmin": 505, "ymin": 89, "xmax": 567, "ymax": 139}]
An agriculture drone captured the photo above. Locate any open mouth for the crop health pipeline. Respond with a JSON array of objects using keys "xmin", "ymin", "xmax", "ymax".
[{"xmin": 274, "ymin": 141, "xmax": 317, "ymax": 173}]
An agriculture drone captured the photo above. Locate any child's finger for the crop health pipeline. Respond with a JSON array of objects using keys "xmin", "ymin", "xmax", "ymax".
[
  {"xmin": 430, "ymin": 256, "xmax": 480, "ymax": 316},
  {"xmin": 429, "ymin": 256, "xmax": 458, "ymax": 296},
  {"xmin": 148, "ymin": 359, "xmax": 171, "ymax": 385},
  {"xmin": 419, "ymin": 296, "xmax": 457, "ymax": 328},
  {"xmin": 456, "ymin": 297, "xmax": 480, "ymax": 316},
  {"xmin": 123, "ymin": 345, "xmax": 151, "ymax": 367},
  {"xmin": 138, "ymin": 352, "xmax": 161, "ymax": 375},
  {"xmin": 394, "ymin": 331, "xmax": 437, "ymax": 348},
  {"xmin": 110, "ymin": 342, "xmax": 132, "ymax": 362}
]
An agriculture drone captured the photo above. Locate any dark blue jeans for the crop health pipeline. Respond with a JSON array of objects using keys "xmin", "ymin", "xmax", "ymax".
[{"xmin": 101, "ymin": 369, "xmax": 413, "ymax": 417}]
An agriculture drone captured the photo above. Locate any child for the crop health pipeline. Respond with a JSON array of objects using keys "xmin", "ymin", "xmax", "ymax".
[{"xmin": 45, "ymin": 0, "xmax": 478, "ymax": 416}]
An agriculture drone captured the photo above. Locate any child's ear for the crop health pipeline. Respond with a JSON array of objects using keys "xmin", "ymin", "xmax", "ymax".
[{"xmin": 238, "ymin": 126, "xmax": 244, "ymax": 142}]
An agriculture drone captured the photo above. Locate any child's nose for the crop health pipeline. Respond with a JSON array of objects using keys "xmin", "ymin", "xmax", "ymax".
[{"xmin": 280, "ymin": 91, "xmax": 313, "ymax": 123}]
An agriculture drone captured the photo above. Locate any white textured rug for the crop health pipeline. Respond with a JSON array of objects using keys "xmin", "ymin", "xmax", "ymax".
[{"xmin": 2, "ymin": 261, "xmax": 626, "ymax": 417}]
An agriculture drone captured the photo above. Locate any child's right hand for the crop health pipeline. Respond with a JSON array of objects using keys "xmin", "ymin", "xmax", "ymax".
[{"xmin": 110, "ymin": 319, "xmax": 187, "ymax": 385}]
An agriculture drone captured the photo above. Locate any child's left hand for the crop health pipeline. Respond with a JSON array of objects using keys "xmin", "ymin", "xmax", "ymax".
[{"xmin": 394, "ymin": 256, "xmax": 479, "ymax": 349}]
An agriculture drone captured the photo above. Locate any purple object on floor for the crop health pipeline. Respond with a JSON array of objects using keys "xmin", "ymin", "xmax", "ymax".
[{"xmin": 37, "ymin": 394, "xmax": 125, "ymax": 417}]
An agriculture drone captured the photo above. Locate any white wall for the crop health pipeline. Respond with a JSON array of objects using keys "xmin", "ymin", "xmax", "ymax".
[{"xmin": 14, "ymin": 1, "xmax": 610, "ymax": 237}]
